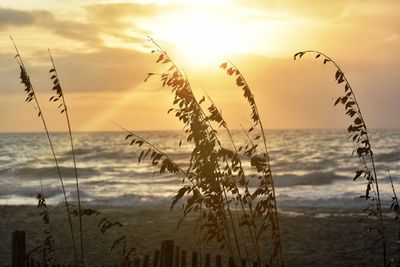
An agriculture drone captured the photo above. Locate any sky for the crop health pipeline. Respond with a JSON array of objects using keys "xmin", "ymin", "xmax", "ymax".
[{"xmin": 0, "ymin": 0, "xmax": 399, "ymax": 132}]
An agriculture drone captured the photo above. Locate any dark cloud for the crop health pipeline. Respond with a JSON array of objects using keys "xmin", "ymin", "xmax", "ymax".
[
  {"xmin": 0, "ymin": 7, "xmax": 101, "ymax": 45},
  {"xmin": 0, "ymin": 8, "xmax": 47, "ymax": 27},
  {"xmin": 0, "ymin": 3, "xmax": 161, "ymax": 47},
  {"xmin": 0, "ymin": 4, "xmax": 168, "ymax": 95}
]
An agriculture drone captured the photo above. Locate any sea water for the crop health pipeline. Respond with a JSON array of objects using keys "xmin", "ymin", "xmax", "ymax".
[{"xmin": 0, "ymin": 129, "xmax": 399, "ymax": 208}]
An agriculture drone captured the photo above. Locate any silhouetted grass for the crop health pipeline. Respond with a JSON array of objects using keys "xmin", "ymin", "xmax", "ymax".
[
  {"xmin": 8, "ymin": 36, "xmax": 399, "ymax": 267},
  {"xmin": 10, "ymin": 41, "xmax": 144, "ymax": 266},
  {"xmin": 35, "ymin": 191, "xmax": 56, "ymax": 264},
  {"xmin": 10, "ymin": 36, "xmax": 79, "ymax": 266},
  {"xmin": 220, "ymin": 61, "xmax": 284, "ymax": 266},
  {"xmin": 388, "ymin": 170, "xmax": 400, "ymax": 266},
  {"xmin": 47, "ymin": 49, "xmax": 84, "ymax": 267},
  {"xmin": 294, "ymin": 50, "xmax": 396, "ymax": 266},
  {"xmin": 125, "ymin": 38, "xmax": 284, "ymax": 266}
]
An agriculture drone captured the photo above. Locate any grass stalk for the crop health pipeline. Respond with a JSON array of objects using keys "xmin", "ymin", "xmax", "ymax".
[
  {"xmin": 142, "ymin": 40, "xmax": 288, "ymax": 265},
  {"xmin": 147, "ymin": 39, "xmax": 242, "ymax": 261},
  {"xmin": 37, "ymin": 179, "xmax": 56, "ymax": 264},
  {"xmin": 221, "ymin": 61, "xmax": 284, "ymax": 266},
  {"xmin": 113, "ymin": 122, "xmax": 191, "ymax": 180},
  {"xmin": 205, "ymin": 93, "xmax": 261, "ymax": 264},
  {"xmin": 295, "ymin": 50, "xmax": 386, "ymax": 266},
  {"xmin": 10, "ymin": 36, "xmax": 79, "ymax": 267},
  {"xmin": 48, "ymin": 49, "xmax": 84, "ymax": 267},
  {"xmin": 388, "ymin": 170, "xmax": 400, "ymax": 265}
]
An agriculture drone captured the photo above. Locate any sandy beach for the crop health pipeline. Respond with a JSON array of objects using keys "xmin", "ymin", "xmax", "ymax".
[{"xmin": 1, "ymin": 205, "xmax": 397, "ymax": 266}]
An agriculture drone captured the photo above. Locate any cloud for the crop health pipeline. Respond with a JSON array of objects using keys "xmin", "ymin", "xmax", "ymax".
[
  {"xmin": 83, "ymin": 3, "xmax": 167, "ymax": 21},
  {"xmin": 0, "ymin": 7, "xmax": 102, "ymax": 46},
  {"xmin": 0, "ymin": 3, "xmax": 165, "ymax": 49},
  {"xmin": 0, "ymin": 8, "xmax": 46, "ymax": 27},
  {"xmin": 233, "ymin": 0, "xmax": 349, "ymax": 19},
  {"xmin": 385, "ymin": 34, "xmax": 399, "ymax": 43},
  {"xmin": 0, "ymin": 3, "xmax": 177, "ymax": 95}
]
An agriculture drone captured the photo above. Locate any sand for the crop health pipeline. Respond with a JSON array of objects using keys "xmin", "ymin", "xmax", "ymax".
[{"xmin": 0, "ymin": 205, "xmax": 398, "ymax": 266}]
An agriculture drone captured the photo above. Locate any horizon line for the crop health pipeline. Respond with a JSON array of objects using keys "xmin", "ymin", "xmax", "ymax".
[{"xmin": 1, "ymin": 126, "xmax": 399, "ymax": 134}]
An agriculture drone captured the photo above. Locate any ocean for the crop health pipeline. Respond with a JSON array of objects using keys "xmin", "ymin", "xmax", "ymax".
[
  {"xmin": 0, "ymin": 129, "xmax": 399, "ymax": 266},
  {"xmin": 0, "ymin": 129, "xmax": 399, "ymax": 208}
]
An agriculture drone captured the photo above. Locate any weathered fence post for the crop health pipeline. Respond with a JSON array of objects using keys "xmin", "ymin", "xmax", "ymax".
[
  {"xmin": 143, "ymin": 254, "xmax": 150, "ymax": 267},
  {"xmin": 191, "ymin": 251, "xmax": 198, "ymax": 267},
  {"xmin": 173, "ymin": 246, "xmax": 180, "ymax": 267},
  {"xmin": 180, "ymin": 250, "xmax": 187, "ymax": 267},
  {"xmin": 12, "ymin": 230, "xmax": 26, "ymax": 267},
  {"xmin": 229, "ymin": 257, "xmax": 235, "ymax": 267},
  {"xmin": 215, "ymin": 255, "xmax": 222, "ymax": 267},
  {"xmin": 153, "ymin": 250, "xmax": 160, "ymax": 267},
  {"xmin": 160, "ymin": 240, "xmax": 174, "ymax": 267},
  {"xmin": 205, "ymin": 254, "xmax": 211, "ymax": 267}
]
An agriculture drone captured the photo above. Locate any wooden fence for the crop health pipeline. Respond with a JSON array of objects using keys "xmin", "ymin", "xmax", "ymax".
[{"xmin": 12, "ymin": 231, "xmax": 263, "ymax": 267}]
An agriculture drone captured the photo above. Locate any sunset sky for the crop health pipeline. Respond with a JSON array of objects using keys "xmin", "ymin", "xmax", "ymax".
[{"xmin": 0, "ymin": 0, "xmax": 399, "ymax": 132}]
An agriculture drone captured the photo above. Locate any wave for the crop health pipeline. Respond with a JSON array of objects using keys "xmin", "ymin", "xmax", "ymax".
[
  {"xmin": 10, "ymin": 166, "xmax": 100, "ymax": 179},
  {"xmin": 87, "ymin": 194, "xmax": 171, "ymax": 207},
  {"xmin": 58, "ymin": 147, "xmax": 191, "ymax": 165},
  {"xmin": 375, "ymin": 150, "xmax": 400, "ymax": 163},
  {"xmin": 278, "ymin": 194, "xmax": 366, "ymax": 208},
  {"xmin": 0, "ymin": 184, "xmax": 92, "ymax": 199},
  {"xmin": 274, "ymin": 172, "xmax": 348, "ymax": 187}
]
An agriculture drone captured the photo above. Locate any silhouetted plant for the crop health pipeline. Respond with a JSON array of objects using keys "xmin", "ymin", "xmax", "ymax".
[
  {"xmin": 294, "ymin": 50, "xmax": 387, "ymax": 265},
  {"xmin": 388, "ymin": 171, "xmax": 400, "ymax": 266},
  {"xmin": 96, "ymin": 213, "xmax": 143, "ymax": 264},
  {"xmin": 10, "ymin": 36, "xmax": 79, "ymax": 266},
  {"xmin": 124, "ymin": 39, "xmax": 284, "ymax": 266},
  {"xmin": 69, "ymin": 200, "xmax": 143, "ymax": 265},
  {"xmin": 36, "ymin": 191, "xmax": 56, "ymax": 265},
  {"xmin": 220, "ymin": 61, "xmax": 284, "ymax": 266},
  {"xmin": 47, "ymin": 49, "xmax": 85, "ymax": 267},
  {"xmin": 26, "ymin": 192, "xmax": 55, "ymax": 266}
]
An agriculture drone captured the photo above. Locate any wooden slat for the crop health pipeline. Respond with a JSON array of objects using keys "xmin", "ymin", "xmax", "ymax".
[
  {"xmin": 205, "ymin": 254, "xmax": 211, "ymax": 267},
  {"xmin": 153, "ymin": 250, "xmax": 160, "ymax": 267},
  {"xmin": 216, "ymin": 255, "xmax": 222, "ymax": 267},
  {"xmin": 160, "ymin": 240, "xmax": 174, "ymax": 267},
  {"xmin": 180, "ymin": 250, "xmax": 187, "ymax": 267},
  {"xmin": 229, "ymin": 257, "xmax": 235, "ymax": 267},
  {"xmin": 173, "ymin": 246, "xmax": 180, "ymax": 267},
  {"xmin": 143, "ymin": 254, "xmax": 150, "ymax": 267},
  {"xmin": 12, "ymin": 231, "xmax": 25, "ymax": 267},
  {"xmin": 191, "ymin": 251, "xmax": 198, "ymax": 267},
  {"xmin": 18, "ymin": 238, "xmax": 263, "ymax": 267}
]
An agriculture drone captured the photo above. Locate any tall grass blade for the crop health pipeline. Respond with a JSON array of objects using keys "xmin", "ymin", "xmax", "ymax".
[
  {"xmin": 294, "ymin": 50, "xmax": 387, "ymax": 266},
  {"xmin": 220, "ymin": 61, "xmax": 284, "ymax": 266},
  {"xmin": 48, "ymin": 49, "xmax": 84, "ymax": 267},
  {"xmin": 139, "ymin": 39, "xmax": 286, "ymax": 266},
  {"xmin": 10, "ymin": 36, "xmax": 79, "ymax": 267}
]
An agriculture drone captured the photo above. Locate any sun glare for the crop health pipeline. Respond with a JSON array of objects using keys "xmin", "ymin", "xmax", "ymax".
[{"xmin": 145, "ymin": 8, "xmax": 253, "ymax": 67}]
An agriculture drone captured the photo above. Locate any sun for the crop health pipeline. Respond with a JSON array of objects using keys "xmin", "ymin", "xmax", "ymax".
[{"xmin": 144, "ymin": 7, "xmax": 253, "ymax": 67}]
